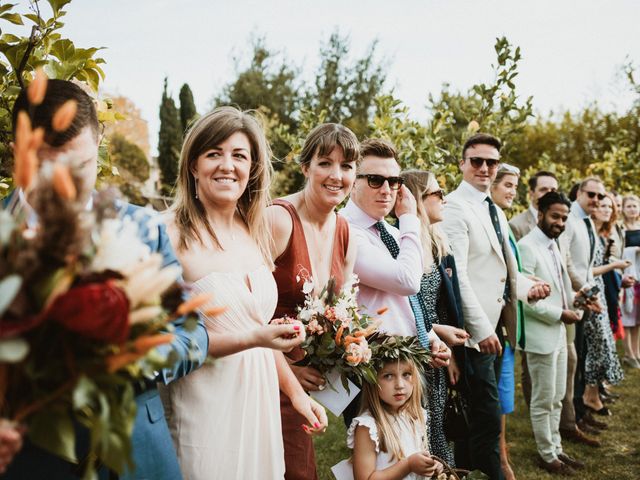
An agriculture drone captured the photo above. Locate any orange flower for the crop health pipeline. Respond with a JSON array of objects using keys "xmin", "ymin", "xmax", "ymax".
[
  {"xmin": 105, "ymin": 352, "xmax": 145, "ymax": 373},
  {"xmin": 51, "ymin": 100, "xmax": 77, "ymax": 132},
  {"xmin": 27, "ymin": 68, "xmax": 48, "ymax": 106},
  {"xmin": 342, "ymin": 335, "xmax": 358, "ymax": 347},
  {"xmin": 176, "ymin": 292, "xmax": 213, "ymax": 316},
  {"xmin": 335, "ymin": 325, "xmax": 345, "ymax": 346},
  {"xmin": 52, "ymin": 163, "xmax": 77, "ymax": 200},
  {"xmin": 29, "ymin": 127, "xmax": 44, "ymax": 152},
  {"xmin": 14, "ymin": 149, "xmax": 38, "ymax": 190},
  {"xmin": 132, "ymin": 333, "xmax": 174, "ymax": 354},
  {"xmin": 376, "ymin": 306, "xmax": 389, "ymax": 316}
]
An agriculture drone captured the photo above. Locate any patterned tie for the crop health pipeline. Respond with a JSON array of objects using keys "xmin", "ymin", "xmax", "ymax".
[
  {"xmin": 485, "ymin": 197, "xmax": 510, "ymax": 302},
  {"xmin": 374, "ymin": 221, "xmax": 430, "ymax": 348}
]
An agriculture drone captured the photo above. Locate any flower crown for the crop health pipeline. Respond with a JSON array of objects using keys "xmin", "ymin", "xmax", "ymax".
[{"xmin": 368, "ymin": 333, "xmax": 432, "ymax": 371}]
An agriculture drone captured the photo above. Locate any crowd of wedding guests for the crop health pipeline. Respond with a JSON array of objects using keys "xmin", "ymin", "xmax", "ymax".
[{"xmin": 1, "ymin": 79, "xmax": 640, "ymax": 480}]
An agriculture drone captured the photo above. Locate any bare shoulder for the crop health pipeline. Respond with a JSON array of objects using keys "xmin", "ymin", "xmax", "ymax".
[{"xmin": 267, "ymin": 203, "xmax": 293, "ymax": 237}]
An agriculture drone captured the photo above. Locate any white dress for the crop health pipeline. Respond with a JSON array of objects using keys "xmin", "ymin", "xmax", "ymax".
[
  {"xmin": 332, "ymin": 410, "xmax": 428, "ymax": 480},
  {"xmin": 163, "ymin": 265, "xmax": 284, "ymax": 479}
]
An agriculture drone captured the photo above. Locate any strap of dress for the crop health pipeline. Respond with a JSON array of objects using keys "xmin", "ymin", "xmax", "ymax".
[{"xmin": 336, "ymin": 214, "xmax": 350, "ymax": 259}]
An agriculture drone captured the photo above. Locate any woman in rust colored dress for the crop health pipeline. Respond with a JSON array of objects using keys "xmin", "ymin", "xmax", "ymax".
[{"xmin": 268, "ymin": 123, "xmax": 359, "ymax": 480}]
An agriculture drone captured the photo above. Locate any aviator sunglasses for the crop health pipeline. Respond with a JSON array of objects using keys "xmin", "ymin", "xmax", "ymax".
[
  {"xmin": 356, "ymin": 174, "xmax": 404, "ymax": 190},
  {"xmin": 423, "ymin": 189, "xmax": 445, "ymax": 200},
  {"xmin": 466, "ymin": 156, "xmax": 501, "ymax": 169}
]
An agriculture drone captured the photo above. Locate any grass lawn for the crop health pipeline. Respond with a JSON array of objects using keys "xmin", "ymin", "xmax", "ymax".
[{"xmin": 314, "ymin": 345, "xmax": 640, "ymax": 479}]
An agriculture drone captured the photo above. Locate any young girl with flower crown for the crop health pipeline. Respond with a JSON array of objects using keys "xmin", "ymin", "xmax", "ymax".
[{"xmin": 334, "ymin": 355, "xmax": 444, "ymax": 480}]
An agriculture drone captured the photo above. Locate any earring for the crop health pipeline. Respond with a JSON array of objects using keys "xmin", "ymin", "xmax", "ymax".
[{"xmin": 194, "ymin": 177, "xmax": 199, "ymax": 200}]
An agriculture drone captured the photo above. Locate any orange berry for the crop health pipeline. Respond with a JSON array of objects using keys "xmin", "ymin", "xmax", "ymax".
[
  {"xmin": 51, "ymin": 100, "xmax": 77, "ymax": 132},
  {"xmin": 27, "ymin": 68, "xmax": 48, "ymax": 106}
]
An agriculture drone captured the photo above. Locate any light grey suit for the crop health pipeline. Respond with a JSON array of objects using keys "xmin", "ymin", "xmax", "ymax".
[{"xmin": 518, "ymin": 227, "xmax": 575, "ymax": 463}]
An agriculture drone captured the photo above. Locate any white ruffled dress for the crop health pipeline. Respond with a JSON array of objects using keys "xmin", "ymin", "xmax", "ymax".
[{"xmin": 332, "ymin": 410, "xmax": 429, "ymax": 480}]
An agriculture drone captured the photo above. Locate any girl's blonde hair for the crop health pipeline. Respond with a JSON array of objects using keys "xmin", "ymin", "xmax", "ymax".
[
  {"xmin": 360, "ymin": 359, "xmax": 426, "ymax": 462},
  {"xmin": 171, "ymin": 106, "xmax": 273, "ymax": 267},
  {"xmin": 622, "ymin": 194, "xmax": 640, "ymax": 226},
  {"xmin": 399, "ymin": 169, "xmax": 449, "ymax": 268}
]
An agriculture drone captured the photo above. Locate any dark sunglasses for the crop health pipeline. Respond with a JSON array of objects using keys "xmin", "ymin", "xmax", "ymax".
[
  {"xmin": 423, "ymin": 189, "xmax": 445, "ymax": 200},
  {"xmin": 466, "ymin": 157, "xmax": 501, "ymax": 169},
  {"xmin": 582, "ymin": 190, "xmax": 606, "ymax": 201},
  {"xmin": 356, "ymin": 174, "xmax": 404, "ymax": 190}
]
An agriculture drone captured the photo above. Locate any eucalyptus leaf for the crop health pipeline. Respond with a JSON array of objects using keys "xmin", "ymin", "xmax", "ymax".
[{"xmin": 29, "ymin": 409, "xmax": 78, "ymax": 463}]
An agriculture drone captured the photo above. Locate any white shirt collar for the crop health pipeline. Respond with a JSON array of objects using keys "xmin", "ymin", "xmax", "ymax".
[
  {"xmin": 341, "ymin": 198, "xmax": 380, "ymax": 230},
  {"xmin": 531, "ymin": 225, "xmax": 555, "ymax": 248},
  {"xmin": 460, "ymin": 180, "xmax": 490, "ymax": 204}
]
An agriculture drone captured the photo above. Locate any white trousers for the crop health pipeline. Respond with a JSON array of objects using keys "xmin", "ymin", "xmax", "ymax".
[{"xmin": 527, "ymin": 343, "xmax": 568, "ymax": 462}]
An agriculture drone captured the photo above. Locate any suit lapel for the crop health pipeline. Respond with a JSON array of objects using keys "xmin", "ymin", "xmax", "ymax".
[{"xmin": 462, "ymin": 193, "xmax": 504, "ymax": 260}]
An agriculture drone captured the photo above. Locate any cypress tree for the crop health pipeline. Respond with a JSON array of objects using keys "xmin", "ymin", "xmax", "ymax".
[
  {"xmin": 157, "ymin": 78, "xmax": 182, "ymax": 195},
  {"xmin": 179, "ymin": 83, "xmax": 198, "ymax": 134}
]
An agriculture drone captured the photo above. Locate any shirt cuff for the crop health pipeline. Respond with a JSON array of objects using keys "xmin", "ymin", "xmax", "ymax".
[{"xmin": 397, "ymin": 213, "xmax": 420, "ymax": 235}]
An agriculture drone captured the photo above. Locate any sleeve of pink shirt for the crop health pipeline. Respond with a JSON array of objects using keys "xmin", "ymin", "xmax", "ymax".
[{"xmin": 352, "ymin": 213, "xmax": 424, "ymax": 296}]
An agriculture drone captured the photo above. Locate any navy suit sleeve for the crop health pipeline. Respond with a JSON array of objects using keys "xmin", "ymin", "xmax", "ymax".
[{"xmin": 125, "ymin": 203, "xmax": 209, "ymax": 384}]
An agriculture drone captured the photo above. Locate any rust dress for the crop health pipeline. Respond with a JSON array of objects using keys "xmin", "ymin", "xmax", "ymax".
[{"xmin": 272, "ymin": 199, "xmax": 350, "ymax": 480}]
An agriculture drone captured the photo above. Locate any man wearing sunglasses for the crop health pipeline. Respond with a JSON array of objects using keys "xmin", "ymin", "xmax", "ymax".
[
  {"xmin": 442, "ymin": 133, "xmax": 550, "ymax": 479},
  {"xmin": 560, "ymin": 176, "xmax": 609, "ymax": 443},
  {"xmin": 340, "ymin": 138, "xmax": 450, "ymax": 357}
]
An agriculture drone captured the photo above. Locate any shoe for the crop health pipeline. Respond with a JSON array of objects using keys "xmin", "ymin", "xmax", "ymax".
[
  {"xmin": 537, "ymin": 456, "xmax": 576, "ymax": 476},
  {"xmin": 582, "ymin": 412, "xmax": 608, "ymax": 430},
  {"xmin": 622, "ymin": 356, "xmax": 640, "ymax": 368},
  {"xmin": 558, "ymin": 453, "xmax": 585, "ymax": 470},
  {"xmin": 576, "ymin": 419, "xmax": 600, "ymax": 435},
  {"xmin": 601, "ymin": 395, "xmax": 616, "ymax": 405},
  {"xmin": 560, "ymin": 427, "xmax": 601, "ymax": 448},
  {"xmin": 586, "ymin": 405, "xmax": 612, "ymax": 416}
]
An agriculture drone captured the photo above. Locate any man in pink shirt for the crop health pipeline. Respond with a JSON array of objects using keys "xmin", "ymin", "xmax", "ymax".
[{"xmin": 340, "ymin": 138, "xmax": 449, "ymax": 359}]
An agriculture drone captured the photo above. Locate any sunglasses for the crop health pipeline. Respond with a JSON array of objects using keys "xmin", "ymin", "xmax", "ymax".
[
  {"xmin": 356, "ymin": 174, "xmax": 404, "ymax": 190},
  {"xmin": 466, "ymin": 157, "xmax": 501, "ymax": 169},
  {"xmin": 582, "ymin": 190, "xmax": 606, "ymax": 200},
  {"xmin": 423, "ymin": 189, "xmax": 445, "ymax": 200}
]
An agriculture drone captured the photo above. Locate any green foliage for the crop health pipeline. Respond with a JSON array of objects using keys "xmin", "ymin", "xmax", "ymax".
[
  {"xmin": 157, "ymin": 77, "xmax": 182, "ymax": 196},
  {"xmin": 0, "ymin": 0, "xmax": 106, "ymax": 190},
  {"xmin": 178, "ymin": 83, "xmax": 197, "ymax": 134},
  {"xmin": 304, "ymin": 30, "xmax": 386, "ymax": 138},
  {"xmin": 107, "ymin": 133, "xmax": 150, "ymax": 205}
]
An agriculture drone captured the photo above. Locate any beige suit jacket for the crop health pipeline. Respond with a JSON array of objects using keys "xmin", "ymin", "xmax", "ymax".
[
  {"xmin": 509, "ymin": 208, "xmax": 537, "ymax": 241},
  {"xmin": 442, "ymin": 183, "xmax": 535, "ymax": 348},
  {"xmin": 564, "ymin": 202, "xmax": 596, "ymax": 291},
  {"xmin": 518, "ymin": 229, "xmax": 575, "ymax": 354}
]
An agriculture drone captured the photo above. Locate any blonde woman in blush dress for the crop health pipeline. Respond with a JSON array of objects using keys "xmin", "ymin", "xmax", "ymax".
[{"xmin": 162, "ymin": 107, "xmax": 327, "ymax": 480}]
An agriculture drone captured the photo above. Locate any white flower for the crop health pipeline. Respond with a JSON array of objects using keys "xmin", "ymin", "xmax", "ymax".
[
  {"xmin": 90, "ymin": 218, "xmax": 151, "ymax": 273},
  {"xmin": 302, "ymin": 278, "xmax": 314, "ymax": 295}
]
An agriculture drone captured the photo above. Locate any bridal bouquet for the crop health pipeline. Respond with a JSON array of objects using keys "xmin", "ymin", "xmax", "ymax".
[
  {"xmin": 273, "ymin": 274, "xmax": 381, "ymax": 389},
  {"xmin": 0, "ymin": 71, "xmax": 211, "ymax": 478}
]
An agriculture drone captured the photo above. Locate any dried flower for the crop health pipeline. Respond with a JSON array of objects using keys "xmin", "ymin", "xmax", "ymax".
[
  {"xmin": 51, "ymin": 100, "xmax": 77, "ymax": 132},
  {"xmin": 52, "ymin": 163, "xmax": 77, "ymax": 200},
  {"xmin": 176, "ymin": 292, "xmax": 213, "ymax": 316},
  {"xmin": 27, "ymin": 68, "xmax": 48, "ymax": 106}
]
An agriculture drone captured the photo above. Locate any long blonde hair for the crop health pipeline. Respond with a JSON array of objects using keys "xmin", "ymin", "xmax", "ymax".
[
  {"xmin": 171, "ymin": 107, "xmax": 273, "ymax": 267},
  {"xmin": 400, "ymin": 169, "xmax": 449, "ymax": 268},
  {"xmin": 360, "ymin": 359, "xmax": 426, "ymax": 462}
]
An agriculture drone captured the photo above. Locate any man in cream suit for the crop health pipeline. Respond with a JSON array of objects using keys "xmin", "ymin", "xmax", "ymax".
[
  {"xmin": 442, "ymin": 133, "xmax": 549, "ymax": 479},
  {"xmin": 509, "ymin": 171, "xmax": 558, "ymax": 241},
  {"xmin": 562, "ymin": 177, "xmax": 608, "ymax": 440},
  {"xmin": 518, "ymin": 191, "xmax": 586, "ymax": 475}
]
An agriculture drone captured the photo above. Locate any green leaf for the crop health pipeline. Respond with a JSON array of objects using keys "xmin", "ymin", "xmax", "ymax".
[
  {"xmin": 0, "ymin": 337, "xmax": 29, "ymax": 362},
  {"xmin": 0, "ymin": 4, "xmax": 18, "ymax": 15},
  {"xmin": 29, "ymin": 408, "xmax": 78, "ymax": 463},
  {"xmin": 0, "ymin": 12, "xmax": 23, "ymax": 25},
  {"xmin": 47, "ymin": 0, "xmax": 73, "ymax": 16},
  {"xmin": 0, "ymin": 274, "xmax": 22, "ymax": 316}
]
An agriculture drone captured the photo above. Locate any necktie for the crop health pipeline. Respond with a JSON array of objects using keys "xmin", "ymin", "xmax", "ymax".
[
  {"xmin": 548, "ymin": 242, "xmax": 568, "ymax": 309},
  {"xmin": 374, "ymin": 221, "xmax": 430, "ymax": 348},
  {"xmin": 485, "ymin": 197, "xmax": 510, "ymax": 302},
  {"xmin": 584, "ymin": 217, "xmax": 595, "ymax": 264}
]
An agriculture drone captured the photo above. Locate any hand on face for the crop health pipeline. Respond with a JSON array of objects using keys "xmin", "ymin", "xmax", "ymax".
[{"xmin": 394, "ymin": 185, "xmax": 417, "ymax": 217}]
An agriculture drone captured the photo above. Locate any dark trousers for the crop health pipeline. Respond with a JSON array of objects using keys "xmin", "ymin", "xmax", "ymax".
[
  {"xmin": 454, "ymin": 346, "xmax": 504, "ymax": 480},
  {"xmin": 573, "ymin": 315, "xmax": 587, "ymax": 421}
]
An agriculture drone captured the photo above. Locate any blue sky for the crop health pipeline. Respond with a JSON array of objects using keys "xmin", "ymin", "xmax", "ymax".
[{"xmin": 46, "ymin": 0, "xmax": 640, "ymax": 153}]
